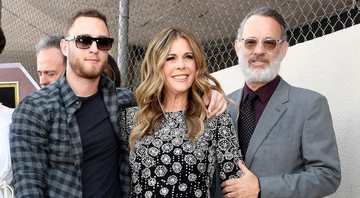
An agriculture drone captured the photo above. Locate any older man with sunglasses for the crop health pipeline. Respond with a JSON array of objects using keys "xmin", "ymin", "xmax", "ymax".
[
  {"xmin": 10, "ymin": 8, "xmax": 227, "ymax": 198},
  {"xmin": 216, "ymin": 7, "xmax": 341, "ymax": 198}
]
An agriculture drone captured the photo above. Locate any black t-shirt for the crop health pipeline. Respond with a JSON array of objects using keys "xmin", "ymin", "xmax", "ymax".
[{"xmin": 76, "ymin": 91, "xmax": 120, "ymax": 198}]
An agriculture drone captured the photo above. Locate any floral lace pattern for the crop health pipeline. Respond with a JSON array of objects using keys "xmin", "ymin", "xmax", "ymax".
[{"xmin": 121, "ymin": 107, "xmax": 243, "ymax": 198}]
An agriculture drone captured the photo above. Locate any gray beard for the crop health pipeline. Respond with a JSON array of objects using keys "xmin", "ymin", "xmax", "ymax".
[{"xmin": 238, "ymin": 51, "xmax": 281, "ymax": 84}]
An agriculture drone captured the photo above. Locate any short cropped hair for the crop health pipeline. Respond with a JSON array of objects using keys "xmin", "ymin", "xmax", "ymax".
[
  {"xmin": 65, "ymin": 9, "xmax": 108, "ymax": 35},
  {"xmin": 236, "ymin": 7, "xmax": 288, "ymax": 41}
]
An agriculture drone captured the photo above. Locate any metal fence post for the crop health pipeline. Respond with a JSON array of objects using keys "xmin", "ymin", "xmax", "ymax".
[{"xmin": 118, "ymin": 0, "xmax": 129, "ymax": 87}]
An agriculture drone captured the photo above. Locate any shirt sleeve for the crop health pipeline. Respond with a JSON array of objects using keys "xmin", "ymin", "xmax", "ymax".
[{"xmin": 10, "ymin": 98, "xmax": 49, "ymax": 197}]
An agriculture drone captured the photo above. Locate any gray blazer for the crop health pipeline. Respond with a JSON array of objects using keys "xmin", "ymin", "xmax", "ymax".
[{"xmin": 215, "ymin": 78, "xmax": 341, "ymax": 198}]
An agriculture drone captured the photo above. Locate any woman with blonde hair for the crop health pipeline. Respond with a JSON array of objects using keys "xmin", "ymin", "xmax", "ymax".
[{"xmin": 121, "ymin": 27, "xmax": 242, "ymax": 197}]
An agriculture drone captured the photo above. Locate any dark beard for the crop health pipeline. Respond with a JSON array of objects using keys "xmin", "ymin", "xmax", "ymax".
[{"xmin": 69, "ymin": 57, "xmax": 107, "ymax": 79}]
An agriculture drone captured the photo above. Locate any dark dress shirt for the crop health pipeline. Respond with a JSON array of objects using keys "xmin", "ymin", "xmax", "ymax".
[{"xmin": 242, "ymin": 76, "xmax": 280, "ymax": 126}]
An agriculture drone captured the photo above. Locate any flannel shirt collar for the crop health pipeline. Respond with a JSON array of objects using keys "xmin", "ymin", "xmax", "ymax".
[{"xmin": 56, "ymin": 74, "xmax": 116, "ymax": 109}]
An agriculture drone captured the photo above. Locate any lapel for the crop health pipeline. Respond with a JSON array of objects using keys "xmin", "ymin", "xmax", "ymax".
[
  {"xmin": 245, "ymin": 79, "xmax": 290, "ymax": 166},
  {"xmin": 227, "ymin": 89, "xmax": 243, "ymax": 139}
]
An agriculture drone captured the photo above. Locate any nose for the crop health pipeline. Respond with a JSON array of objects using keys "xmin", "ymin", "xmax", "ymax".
[
  {"xmin": 176, "ymin": 60, "xmax": 186, "ymax": 69},
  {"xmin": 252, "ymin": 41, "xmax": 266, "ymax": 55},
  {"xmin": 39, "ymin": 75, "xmax": 50, "ymax": 87},
  {"xmin": 89, "ymin": 41, "xmax": 99, "ymax": 53}
]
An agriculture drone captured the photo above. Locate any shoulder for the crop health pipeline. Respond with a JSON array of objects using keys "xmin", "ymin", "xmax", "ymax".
[
  {"xmin": 116, "ymin": 88, "xmax": 137, "ymax": 108},
  {"xmin": 276, "ymin": 80, "xmax": 330, "ymax": 115},
  {"xmin": 120, "ymin": 107, "xmax": 138, "ymax": 133},
  {"xmin": 125, "ymin": 106, "xmax": 139, "ymax": 115},
  {"xmin": 287, "ymin": 84, "xmax": 327, "ymax": 104},
  {"xmin": 227, "ymin": 88, "xmax": 242, "ymax": 100},
  {"xmin": 22, "ymin": 85, "xmax": 61, "ymax": 105},
  {"xmin": 12, "ymin": 86, "xmax": 62, "ymax": 123},
  {"xmin": 121, "ymin": 106, "xmax": 138, "ymax": 121},
  {"xmin": 206, "ymin": 110, "xmax": 232, "ymax": 125}
]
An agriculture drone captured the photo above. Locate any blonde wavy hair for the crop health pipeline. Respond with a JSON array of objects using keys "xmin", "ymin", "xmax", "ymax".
[{"xmin": 129, "ymin": 27, "xmax": 224, "ymax": 150}]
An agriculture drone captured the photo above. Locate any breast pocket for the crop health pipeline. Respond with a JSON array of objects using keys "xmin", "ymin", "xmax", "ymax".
[
  {"xmin": 48, "ymin": 131, "xmax": 73, "ymax": 163},
  {"xmin": 261, "ymin": 123, "xmax": 294, "ymax": 145}
]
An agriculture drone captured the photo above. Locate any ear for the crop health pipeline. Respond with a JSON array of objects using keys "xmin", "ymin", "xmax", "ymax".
[
  {"xmin": 234, "ymin": 39, "xmax": 242, "ymax": 57},
  {"xmin": 280, "ymin": 41, "xmax": 288, "ymax": 60},
  {"xmin": 60, "ymin": 39, "xmax": 68, "ymax": 58}
]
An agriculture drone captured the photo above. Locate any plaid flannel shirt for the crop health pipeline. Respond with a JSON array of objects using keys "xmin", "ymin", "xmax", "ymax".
[{"xmin": 10, "ymin": 75, "xmax": 136, "ymax": 197}]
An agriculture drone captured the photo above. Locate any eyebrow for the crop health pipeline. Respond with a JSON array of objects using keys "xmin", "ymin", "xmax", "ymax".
[{"xmin": 167, "ymin": 52, "xmax": 193, "ymax": 56}]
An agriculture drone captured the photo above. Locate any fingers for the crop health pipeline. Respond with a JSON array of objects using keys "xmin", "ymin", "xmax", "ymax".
[
  {"xmin": 215, "ymin": 99, "xmax": 227, "ymax": 116},
  {"xmin": 238, "ymin": 161, "xmax": 253, "ymax": 176},
  {"xmin": 206, "ymin": 91, "xmax": 217, "ymax": 115},
  {"xmin": 222, "ymin": 179, "xmax": 242, "ymax": 197},
  {"xmin": 202, "ymin": 94, "xmax": 210, "ymax": 107},
  {"xmin": 207, "ymin": 91, "xmax": 227, "ymax": 118},
  {"xmin": 221, "ymin": 178, "xmax": 239, "ymax": 188},
  {"xmin": 223, "ymin": 191, "xmax": 239, "ymax": 198}
]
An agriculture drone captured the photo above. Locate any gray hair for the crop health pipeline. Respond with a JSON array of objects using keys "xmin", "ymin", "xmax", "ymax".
[
  {"xmin": 35, "ymin": 35, "xmax": 66, "ymax": 63},
  {"xmin": 236, "ymin": 7, "xmax": 288, "ymax": 41},
  {"xmin": 35, "ymin": 35, "xmax": 63, "ymax": 53}
]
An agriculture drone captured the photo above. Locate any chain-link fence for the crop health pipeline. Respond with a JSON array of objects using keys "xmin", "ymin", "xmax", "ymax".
[
  {"xmin": 0, "ymin": 0, "xmax": 121, "ymax": 83},
  {"xmin": 1, "ymin": 0, "xmax": 359, "ymax": 90},
  {"xmin": 124, "ymin": 0, "xmax": 359, "ymax": 91}
]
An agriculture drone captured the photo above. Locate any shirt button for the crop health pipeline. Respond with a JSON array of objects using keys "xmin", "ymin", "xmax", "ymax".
[{"xmin": 75, "ymin": 101, "xmax": 80, "ymax": 106}]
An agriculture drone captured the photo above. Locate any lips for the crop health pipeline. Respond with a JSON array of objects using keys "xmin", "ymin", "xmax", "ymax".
[
  {"xmin": 172, "ymin": 74, "xmax": 189, "ymax": 80},
  {"xmin": 249, "ymin": 57, "xmax": 269, "ymax": 66},
  {"xmin": 85, "ymin": 58, "xmax": 99, "ymax": 62}
]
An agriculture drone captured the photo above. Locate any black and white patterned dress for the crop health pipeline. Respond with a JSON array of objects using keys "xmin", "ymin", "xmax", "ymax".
[{"xmin": 121, "ymin": 107, "xmax": 243, "ymax": 198}]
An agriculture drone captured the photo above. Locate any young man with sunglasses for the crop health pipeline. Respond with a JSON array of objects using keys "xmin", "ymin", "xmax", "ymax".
[
  {"xmin": 10, "ymin": 8, "xmax": 227, "ymax": 198},
  {"xmin": 217, "ymin": 7, "xmax": 341, "ymax": 198}
]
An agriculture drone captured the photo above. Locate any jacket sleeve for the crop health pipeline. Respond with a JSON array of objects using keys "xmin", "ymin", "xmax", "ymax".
[
  {"xmin": 259, "ymin": 95, "xmax": 341, "ymax": 198},
  {"xmin": 10, "ymin": 98, "xmax": 49, "ymax": 197},
  {"xmin": 118, "ymin": 107, "xmax": 137, "ymax": 197},
  {"xmin": 215, "ymin": 111, "xmax": 243, "ymax": 182}
]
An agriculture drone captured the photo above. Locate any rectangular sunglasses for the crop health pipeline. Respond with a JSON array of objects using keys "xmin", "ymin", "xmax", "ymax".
[
  {"xmin": 241, "ymin": 37, "xmax": 284, "ymax": 51},
  {"xmin": 65, "ymin": 35, "xmax": 114, "ymax": 51}
]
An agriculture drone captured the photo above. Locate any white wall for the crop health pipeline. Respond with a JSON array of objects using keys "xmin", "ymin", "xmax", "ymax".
[{"xmin": 211, "ymin": 24, "xmax": 360, "ymax": 197}]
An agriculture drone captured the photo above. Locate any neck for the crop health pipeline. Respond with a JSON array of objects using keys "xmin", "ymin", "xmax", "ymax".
[
  {"xmin": 66, "ymin": 70, "xmax": 100, "ymax": 97},
  {"xmin": 163, "ymin": 94, "xmax": 188, "ymax": 112},
  {"xmin": 246, "ymin": 82, "xmax": 267, "ymax": 91}
]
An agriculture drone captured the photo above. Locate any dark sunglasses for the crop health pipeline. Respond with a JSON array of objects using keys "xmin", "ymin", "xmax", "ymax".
[
  {"xmin": 65, "ymin": 35, "xmax": 114, "ymax": 51},
  {"xmin": 241, "ymin": 37, "xmax": 284, "ymax": 51}
]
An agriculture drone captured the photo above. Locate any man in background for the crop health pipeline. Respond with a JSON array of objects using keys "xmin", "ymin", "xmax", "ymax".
[{"xmin": 36, "ymin": 35, "xmax": 66, "ymax": 87}]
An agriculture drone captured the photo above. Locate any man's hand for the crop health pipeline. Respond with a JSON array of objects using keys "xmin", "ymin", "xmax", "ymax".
[
  {"xmin": 203, "ymin": 89, "xmax": 227, "ymax": 118},
  {"xmin": 221, "ymin": 161, "xmax": 260, "ymax": 198}
]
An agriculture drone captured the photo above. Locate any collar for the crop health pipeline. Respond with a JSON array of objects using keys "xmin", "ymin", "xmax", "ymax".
[
  {"xmin": 243, "ymin": 75, "xmax": 281, "ymax": 103},
  {"xmin": 57, "ymin": 73, "xmax": 116, "ymax": 110}
]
